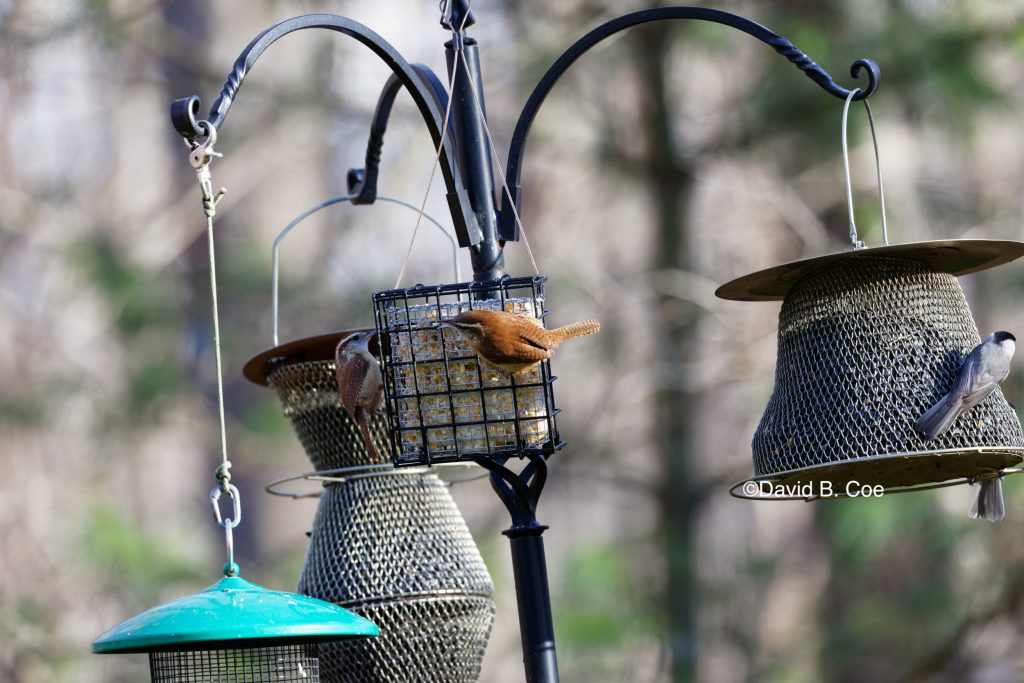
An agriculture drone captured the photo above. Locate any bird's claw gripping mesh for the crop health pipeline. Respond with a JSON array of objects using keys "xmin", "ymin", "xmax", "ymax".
[
  {"xmin": 753, "ymin": 255, "xmax": 1024, "ymax": 489},
  {"xmin": 372, "ymin": 276, "xmax": 564, "ymax": 467},
  {"xmin": 149, "ymin": 645, "xmax": 319, "ymax": 682}
]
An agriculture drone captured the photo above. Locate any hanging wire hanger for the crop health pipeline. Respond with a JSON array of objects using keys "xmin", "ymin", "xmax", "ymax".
[
  {"xmin": 271, "ymin": 194, "xmax": 460, "ymax": 346},
  {"xmin": 842, "ymin": 87, "xmax": 888, "ymax": 249}
]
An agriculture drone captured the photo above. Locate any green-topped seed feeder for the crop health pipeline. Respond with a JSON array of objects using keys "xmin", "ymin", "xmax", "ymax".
[
  {"xmin": 92, "ymin": 484, "xmax": 378, "ymax": 681},
  {"xmin": 93, "ymin": 573, "xmax": 378, "ymax": 680},
  {"xmin": 93, "ymin": 133, "xmax": 378, "ymax": 681}
]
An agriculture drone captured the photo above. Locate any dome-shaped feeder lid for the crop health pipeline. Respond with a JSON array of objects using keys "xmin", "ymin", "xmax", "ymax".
[
  {"xmin": 242, "ymin": 329, "xmax": 378, "ymax": 386},
  {"xmin": 715, "ymin": 239, "xmax": 1024, "ymax": 302},
  {"xmin": 92, "ymin": 575, "xmax": 378, "ymax": 654}
]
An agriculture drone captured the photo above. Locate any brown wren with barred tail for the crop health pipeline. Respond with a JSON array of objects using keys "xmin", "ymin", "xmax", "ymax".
[
  {"xmin": 335, "ymin": 330, "xmax": 385, "ymax": 463},
  {"xmin": 442, "ymin": 309, "xmax": 600, "ymax": 374}
]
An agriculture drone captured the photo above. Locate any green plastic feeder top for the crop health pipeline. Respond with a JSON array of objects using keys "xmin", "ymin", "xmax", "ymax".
[{"xmin": 92, "ymin": 575, "xmax": 378, "ymax": 654}]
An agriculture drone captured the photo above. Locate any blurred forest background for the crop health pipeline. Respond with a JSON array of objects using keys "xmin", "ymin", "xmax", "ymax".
[{"xmin": 4, "ymin": 0, "xmax": 1024, "ymax": 681}]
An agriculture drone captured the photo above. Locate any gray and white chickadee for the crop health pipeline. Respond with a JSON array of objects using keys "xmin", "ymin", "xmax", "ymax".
[{"xmin": 913, "ymin": 331, "xmax": 1016, "ymax": 522}]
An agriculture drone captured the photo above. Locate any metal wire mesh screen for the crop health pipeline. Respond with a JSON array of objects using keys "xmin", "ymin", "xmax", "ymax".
[
  {"xmin": 149, "ymin": 645, "xmax": 319, "ymax": 682},
  {"xmin": 754, "ymin": 255, "xmax": 1024, "ymax": 481},
  {"xmin": 268, "ymin": 360, "xmax": 394, "ymax": 471},
  {"xmin": 372, "ymin": 277, "xmax": 563, "ymax": 466},
  {"xmin": 298, "ymin": 471, "xmax": 495, "ymax": 682}
]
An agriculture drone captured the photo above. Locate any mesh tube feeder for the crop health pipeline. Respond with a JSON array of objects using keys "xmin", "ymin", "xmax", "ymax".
[
  {"xmin": 720, "ymin": 240, "xmax": 1024, "ymax": 500},
  {"xmin": 244, "ymin": 330, "xmax": 496, "ymax": 682}
]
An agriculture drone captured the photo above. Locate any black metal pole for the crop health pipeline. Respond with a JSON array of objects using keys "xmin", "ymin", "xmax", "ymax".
[
  {"xmin": 508, "ymin": 532, "xmax": 559, "ymax": 683},
  {"xmin": 472, "ymin": 452, "xmax": 559, "ymax": 683},
  {"xmin": 445, "ymin": 24, "xmax": 505, "ymax": 282}
]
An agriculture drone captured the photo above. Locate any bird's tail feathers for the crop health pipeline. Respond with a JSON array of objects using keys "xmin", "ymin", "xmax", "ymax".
[
  {"xmin": 549, "ymin": 319, "xmax": 601, "ymax": 344},
  {"xmin": 356, "ymin": 410, "xmax": 381, "ymax": 464},
  {"xmin": 969, "ymin": 479, "xmax": 1005, "ymax": 522},
  {"xmin": 913, "ymin": 396, "xmax": 961, "ymax": 441}
]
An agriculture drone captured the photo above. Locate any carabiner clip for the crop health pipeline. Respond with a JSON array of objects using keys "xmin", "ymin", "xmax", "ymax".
[
  {"xmin": 188, "ymin": 121, "xmax": 223, "ymax": 170},
  {"xmin": 210, "ymin": 483, "xmax": 242, "ymax": 529}
]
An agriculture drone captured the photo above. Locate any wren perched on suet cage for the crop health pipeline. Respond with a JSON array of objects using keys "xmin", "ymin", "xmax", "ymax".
[
  {"xmin": 721, "ymin": 240, "xmax": 1024, "ymax": 499},
  {"xmin": 372, "ymin": 276, "xmax": 563, "ymax": 467}
]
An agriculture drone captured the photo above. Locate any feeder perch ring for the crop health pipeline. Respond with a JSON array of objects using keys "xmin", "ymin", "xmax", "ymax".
[
  {"xmin": 265, "ymin": 461, "xmax": 486, "ymax": 498},
  {"xmin": 729, "ymin": 448, "xmax": 1024, "ymax": 501}
]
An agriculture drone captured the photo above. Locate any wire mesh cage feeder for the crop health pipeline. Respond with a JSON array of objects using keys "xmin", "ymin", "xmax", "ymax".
[
  {"xmin": 244, "ymin": 331, "xmax": 496, "ymax": 683},
  {"xmin": 720, "ymin": 240, "xmax": 1024, "ymax": 499},
  {"xmin": 371, "ymin": 276, "xmax": 563, "ymax": 467}
]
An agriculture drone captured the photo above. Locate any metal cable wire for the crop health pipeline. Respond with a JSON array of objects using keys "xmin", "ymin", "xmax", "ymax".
[
  {"xmin": 842, "ymin": 88, "xmax": 888, "ymax": 248},
  {"xmin": 395, "ymin": 3, "xmax": 472, "ymax": 289}
]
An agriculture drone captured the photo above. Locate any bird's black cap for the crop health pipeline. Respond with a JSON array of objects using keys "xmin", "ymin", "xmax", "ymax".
[{"xmin": 993, "ymin": 331, "xmax": 1016, "ymax": 343}]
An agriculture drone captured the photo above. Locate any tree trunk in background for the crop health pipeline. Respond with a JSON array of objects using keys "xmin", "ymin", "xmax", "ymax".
[{"xmin": 630, "ymin": 22, "xmax": 700, "ymax": 683}]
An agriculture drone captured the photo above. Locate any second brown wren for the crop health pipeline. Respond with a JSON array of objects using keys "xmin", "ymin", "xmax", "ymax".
[
  {"xmin": 442, "ymin": 309, "xmax": 600, "ymax": 374},
  {"xmin": 335, "ymin": 330, "xmax": 385, "ymax": 463}
]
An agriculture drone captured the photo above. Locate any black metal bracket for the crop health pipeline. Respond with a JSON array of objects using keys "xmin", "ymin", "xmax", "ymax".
[
  {"xmin": 168, "ymin": 9, "xmax": 883, "ymax": 683},
  {"xmin": 471, "ymin": 453, "xmax": 550, "ymax": 537},
  {"xmin": 347, "ymin": 64, "xmax": 453, "ymax": 206},
  {"xmin": 440, "ymin": 0, "xmax": 475, "ymax": 31},
  {"xmin": 497, "ymin": 6, "xmax": 881, "ymax": 241},
  {"xmin": 168, "ymin": 13, "xmax": 482, "ymax": 248}
]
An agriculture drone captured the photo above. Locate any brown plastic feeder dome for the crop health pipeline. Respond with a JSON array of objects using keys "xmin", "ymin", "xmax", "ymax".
[{"xmin": 718, "ymin": 240, "xmax": 1024, "ymax": 498}]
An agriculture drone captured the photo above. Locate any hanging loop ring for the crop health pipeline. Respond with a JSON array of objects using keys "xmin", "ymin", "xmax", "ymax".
[
  {"xmin": 842, "ymin": 88, "xmax": 889, "ymax": 249},
  {"xmin": 210, "ymin": 484, "xmax": 242, "ymax": 529}
]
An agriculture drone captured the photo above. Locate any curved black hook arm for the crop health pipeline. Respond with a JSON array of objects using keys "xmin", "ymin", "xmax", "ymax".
[
  {"xmin": 347, "ymin": 64, "xmax": 454, "ymax": 205},
  {"xmin": 498, "ymin": 6, "xmax": 881, "ymax": 240},
  {"xmin": 169, "ymin": 13, "xmax": 482, "ymax": 248}
]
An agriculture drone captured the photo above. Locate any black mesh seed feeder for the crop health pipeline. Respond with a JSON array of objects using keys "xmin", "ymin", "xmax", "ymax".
[
  {"xmin": 722, "ymin": 241, "xmax": 1024, "ymax": 500},
  {"xmin": 159, "ymin": 1, "xmax": 995, "ymax": 680},
  {"xmin": 244, "ymin": 327, "xmax": 497, "ymax": 681}
]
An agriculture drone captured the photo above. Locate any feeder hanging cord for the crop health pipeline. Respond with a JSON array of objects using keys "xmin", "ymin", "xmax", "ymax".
[{"xmin": 191, "ymin": 132, "xmax": 232, "ymax": 493}]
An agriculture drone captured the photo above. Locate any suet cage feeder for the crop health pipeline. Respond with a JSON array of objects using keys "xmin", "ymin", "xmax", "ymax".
[
  {"xmin": 371, "ymin": 276, "xmax": 564, "ymax": 467},
  {"xmin": 92, "ymin": 574, "xmax": 377, "ymax": 682},
  {"xmin": 720, "ymin": 240, "xmax": 1024, "ymax": 499},
  {"xmin": 244, "ymin": 332, "xmax": 496, "ymax": 682}
]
